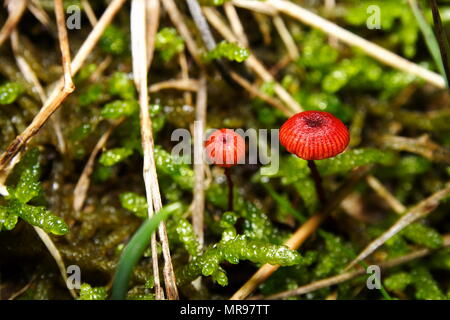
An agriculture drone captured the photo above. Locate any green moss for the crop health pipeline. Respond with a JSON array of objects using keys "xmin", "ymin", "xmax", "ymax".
[
  {"xmin": 155, "ymin": 28, "xmax": 184, "ymax": 62},
  {"xmin": 411, "ymin": 267, "xmax": 446, "ymax": 300},
  {"xmin": 108, "ymin": 72, "xmax": 136, "ymax": 100},
  {"xmin": 79, "ymin": 84, "xmax": 105, "ymax": 107},
  {"xmin": 7, "ymin": 199, "xmax": 68, "ymax": 235},
  {"xmin": 154, "ymin": 145, "xmax": 194, "ymax": 190},
  {"xmin": 176, "ymin": 218, "xmax": 201, "ymax": 256},
  {"xmin": 99, "ymin": 147, "xmax": 134, "ymax": 167},
  {"xmin": 176, "ymin": 235, "xmax": 303, "ymax": 286},
  {"xmin": 313, "ymin": 232, "xmax": 355, "ymax": 278},
  {"xmin": 100, "ymin": 25, "xmax": 128, "ymax": 55},
  {"xmin": 401, "ymin": 222, "xmax": 443, "ymax": 249},
  {"xmin": 384, "ymin": 272, "xmax": 412, "ymax": 291},
  {"xmin": 78, "ymin": 283, "xmax": 107, "ymax": 300},
  {"xmin": 206, "ymin": 41, "xmax": 250, "ymax": 63},
  {"xmin": 0, "ymin": 82, "xmax": 23, "ymax": 104},
  {"xmin": 119, "ymin": 192, "xmax": 148, "ymax": 219},
  {"xmin": 101, "ymin": 100, "xmax": 138, "ymax": 119},
  {"xmin": 1, "ymin": 149, "xmax": 68, "ymax": 235}
]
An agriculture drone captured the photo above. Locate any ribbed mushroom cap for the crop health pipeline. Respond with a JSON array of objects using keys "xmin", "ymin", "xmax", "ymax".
[
  {"xmin": 279, "ymin": 111, "xmax": 350, "ymax": 160},
  {"xmin": 205, "ymin": 129, "xmax": 246, "ymax": 167}
]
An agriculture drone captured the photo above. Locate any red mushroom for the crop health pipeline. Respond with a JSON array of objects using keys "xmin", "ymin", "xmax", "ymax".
[
  {"xmin": 279, "ymin": 110, "xmax": 349, "ymax": 160},
  {"xmin": 205, "ymin": 129, "xmax": 245, "ymax": 167},
  {"xmin": 279, "ymin": 111, "xmax": 350, "ymax": 203},
  {"xmin": 205, "ymin": 129, "xmax": 245, "ymax": 211}
]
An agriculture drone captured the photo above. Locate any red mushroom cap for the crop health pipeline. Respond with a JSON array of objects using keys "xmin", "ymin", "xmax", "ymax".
[
  {"xmin": 205, "ymin": 129, "xmax": 246, "ymax": 167},
  {"xmin": 279, "ymin": 111, "xmax": 350, "ymax": 160}
]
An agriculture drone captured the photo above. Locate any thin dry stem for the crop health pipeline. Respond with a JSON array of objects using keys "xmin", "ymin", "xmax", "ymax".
[
  {"xmin": 229, "ymin": 71, "xmax": 293, "ymax": 116},
  {"xmin": 366, "ymin": 175, "xmax": 406, "ymax": 214},
  {"xmin": 0, "ymin": 0, "xmax": 27, "ymax": 48},
  {"xmin": 33, "ymin": 227, "xmax": 77, "ymax": 299},
  {"xmin": 149, "ymin": 79, "xmax": 199, "ymax": 93},
  {"xmin": 146, "ymin": 0, "xmax": 160, "ymax": 69},
  {"xmin": 7, "ymin": 274, "xmax": 37, "ymax": 300},
  {"xmin": 28, "ymin": 0, "xmax": 56, "ymax": 34},
  {"xmin": 178, "ymin": 51, "xmax": 193, "ymax": 105},
  {"xmin": 345, "ymin": 184, "xmax": 450, "ymax": 271},
  {"xmin": 379, "ymin": 134, "xmax": 450, "ymax": 165},
  {"xmin": 192, "ymin": 73, "xmax": 207, "ymax": 248},
  {"xmin": 131, "ymin": 0, "xmax": 179, "ymax": 300},
  {"xmin": 73, "ymin": 119, "xmax": 124, "ymax": 212},
  {"xmin": 10, "ymin": 30, "xmax": 66, "ymax": 154},
  {"xmin": 230, "ymin": 166, "xmax": 371, "ymax": 300},
  {"xmin": 224, "ymin": 2, "xmax": 249, "ymax": 47},
  {"xmin": 161, "ymin": 0, "xmax": 202, "ymax": 65},
  {"xmin": 131, "ymin": 0, "xmax": 163, "ymax": 300},
  {"xmin": 81, "ymin": 0, "xmax": 98, "ymax": 26},
  {"xmin": 272, "ymin": 15, "xmax": 299, "ymax": 60},
  {"xmin": 54, "ymin": 0, "xmax": 75, "ymax": 93},
  {"xmin": 263, "ymin": 234, "xmax": 450, "ymax": 300}
]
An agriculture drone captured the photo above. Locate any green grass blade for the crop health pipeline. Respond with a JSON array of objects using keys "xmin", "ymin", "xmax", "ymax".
[
  {"xmin": 110, "ymin": 202, "xmax": 182, "ymax": 300},
  {"xmin": 409, "ymin": 0, "xmax": 448, "ymax": 87},
  {"xmin": 428, "ymin": 0, "xmax": 450, "ymax": 88}
]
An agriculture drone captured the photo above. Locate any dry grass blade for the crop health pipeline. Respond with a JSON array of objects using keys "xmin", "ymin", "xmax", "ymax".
[
  {"xmin": 54, "ymin": 0, "xmax": 75, "ymax": 92},
  {"xmin": 263, "ymin": 234, "xmax": 450, "ymax": 300},
  {"xmin": 178, "ymin": 52, "xmax": 193, "ymax": 105},
  {"xmin": 0, "ymin": 0, "xmax": 127, "ymax": 178},
  {"xmin": 379, "ymin": 134, "xmax": 450, "ymax": 165},
  {"xmin": 344, "ymin": 184, "xmax": 450, "ymax": 271},
  {"xmin": 230, "ymin": 166, "xmax": 371, "ymax": 300},
  {"xmin": 233, "ymin": 0, "xmax": 446, "ymax": 88},
  {"xmin": 81, "ymin": 0, "xmax": 98, "ymax": 26},
  {"xmin": 229, "ymin": 71, "xmax": 293, "ymax": 116},
  {"xmin": 33, "ymin": 227, "xmax": 77, "ymax": 299},
  {"xmin": 131, "ymin": 0, "xmax": 163, "ymax": 300},
  {"xmin": 366, "ymin": 175, "xmax": 406, "ymax": 215},
  {"xmin": 131, "ymin": 0, "xmax": 179, "ymax": 300},
  {"xmin": 11, "ymin": 30, "xmax": 66, "ymax": 154},
  {"xmin": 161, "ymin": 0, "xmax": 202, "ymax": 65},
  {"xmin": 0, "ymin": 0, "xmax": 27, "ymax": 48},
  {"xmin": 28, "ymin": 0, "xmax": 56, "ymax": 35},
  {"xmin": 149, "ymin": 79, "xmax": 199, "ymax": 93},
  {"xmin": 146, "ymin": 0, "xmax": 160, "ymax": 69},
  {"xmin": 73, "ymin": 119, "xmax": 124, "ymax": 212},
  {"xmin": 224, "ymin": 2, "xmax": 249, "ymax": 47},
  {"xmin": 272, "ymin": 15, "xmax": 299, "ymax": 60},
  {"xmin": 192, "ymin": 73, "xmax": 207, "ymax": 248}
]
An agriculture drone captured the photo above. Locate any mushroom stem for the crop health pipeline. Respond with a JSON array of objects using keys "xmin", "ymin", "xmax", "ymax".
[
  {"xmin": 224, "ymin": 167, "xmax": 234, "ymax": 211},
  {"xmin": 307, "ymin": 160, "xmax": 326, "ymax": 204}
]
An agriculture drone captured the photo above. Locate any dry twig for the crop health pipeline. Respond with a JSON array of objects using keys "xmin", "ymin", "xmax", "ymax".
[
  {"xmin": 345, "ymin": 184, "xmax": 450, "ymax": 271},
  {"xmin": 131, "ymin": 0, "xmax": 179, "ymax": 300},
  {"xmin": 232, "ymin": 0, "xmax": 446, "ymax": 88},
  {"xmin": 0, "ymin": 0, "xmax": 27, "ymax": 48},
  {"xmin": 73, "ymin": 119, "xmax": 124, "ymax": 212},
  {"xmin": 192, "ymin": 73, "xmax": 207, "ymax": 248},
  {"xmin": 263, "ymin": 234, "xmax": 450, "ymax": 300}
]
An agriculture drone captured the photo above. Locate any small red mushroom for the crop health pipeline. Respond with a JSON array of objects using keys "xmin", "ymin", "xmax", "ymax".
[
  {"xmin": 279, "ymin": 111, "xmax": 350, "ymax": 203},
  {"xmin": 205, "ymin": 129, "xmax": 245, "ymax": 168},
  {"xmin": 205, "ymin": 129, "xmax": 245, "ymax": 211},
  {"xmin": 279, "ymin": 110, "xmax": 349, "ymax": 160}
]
